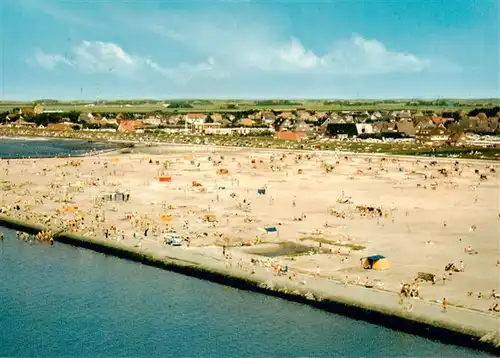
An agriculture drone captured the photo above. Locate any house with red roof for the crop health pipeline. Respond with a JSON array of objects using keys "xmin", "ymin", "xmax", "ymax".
[
  {"xmin": 118, "ymin": 120, "xmax": 143, "ymax": 133},
  {"xmin": 184, "ymin": 113, "xmax": 207, "ymax": 124}
]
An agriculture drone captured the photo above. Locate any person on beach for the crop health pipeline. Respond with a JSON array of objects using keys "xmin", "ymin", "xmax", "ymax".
[
  {"xmin": 489, "ymin": 303, "xmax": 500, "ymax": 312},
  {"xmin": 442, "ymin": 298, "xmax": 447, "ymax": 312}
]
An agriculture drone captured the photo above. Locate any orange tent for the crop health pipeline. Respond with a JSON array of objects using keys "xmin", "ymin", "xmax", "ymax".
[
  {"xmin": 217, "ymin": 168, "xmax": 229, "ymax": 175},
  {"xmin": 159, "ymin": 176, "xmax": 172, "ymax": 182}
]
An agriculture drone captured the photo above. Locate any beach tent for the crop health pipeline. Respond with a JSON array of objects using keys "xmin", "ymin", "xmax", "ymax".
[
  {"xmin": 362, "ymin": 255, "xmax": 391, "ymax": 270},
  {"xmin": 159, "ymin": 176, "xmax": 172, "ymax": 182},
  {"xmin": 203, "ymin": 214, "xmax": 217, "ymax": 222},
  {"xmin": 217, "ymin": 168, "xmax": 229, "ymax": 175},
  {"xmin": 264, "ymin": 226, "xmax": 277, "ymax": 233},
  {"xmin": 160, "ymin": 214, "xmax": 173, "ymax": 221},
  {"xmin": 257, "ymin": 188, "xmax": 266, "ymax": 195}
]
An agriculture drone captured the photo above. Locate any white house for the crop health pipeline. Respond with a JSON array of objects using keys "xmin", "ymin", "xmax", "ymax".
[{"xmin": 355, "ymin": 123, "xmax": 374, "ymax": 135}]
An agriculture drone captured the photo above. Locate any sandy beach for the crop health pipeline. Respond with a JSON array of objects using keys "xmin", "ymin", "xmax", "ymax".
[{"xmin": 1, "ymin": 144, "xmax": 499, "ymax": 329}]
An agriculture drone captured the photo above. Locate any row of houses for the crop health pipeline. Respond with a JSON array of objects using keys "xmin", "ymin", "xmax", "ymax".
[{"xmin": 4, "ymin": 107, "xmax": 499, "ymax": 139}]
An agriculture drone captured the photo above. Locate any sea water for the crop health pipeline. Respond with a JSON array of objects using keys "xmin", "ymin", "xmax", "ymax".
[
  {"xmin": 0, "ymin": 138, "xmax": 118, "ymax": 158},
  {"xmin": 0, "ymin": 230, "xmax": 490, "ymax": 357},
  {"xmin": 0, "ymin": 140, "xmax": 492, "ymax": 357}
]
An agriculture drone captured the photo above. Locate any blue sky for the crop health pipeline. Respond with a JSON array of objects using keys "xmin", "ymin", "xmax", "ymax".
[{"xmin": 1, "ymin": 0, "xmax": 498, "ymax": 100}]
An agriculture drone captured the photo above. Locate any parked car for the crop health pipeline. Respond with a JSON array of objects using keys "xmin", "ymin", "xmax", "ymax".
[{"xmin": 164, "ymin": 232, "xmax": 183, "ymax": 246}]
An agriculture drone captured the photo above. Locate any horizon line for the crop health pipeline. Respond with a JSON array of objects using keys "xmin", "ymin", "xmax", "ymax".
[{"xmin": 1, "ymin": 98, "xmax": 499, "ymax": 103}]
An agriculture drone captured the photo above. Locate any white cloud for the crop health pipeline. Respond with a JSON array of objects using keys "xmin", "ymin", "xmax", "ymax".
[
  {"xmin": 277, "ymin": 38, "xmax": 323, "ymax": 70},
  {"xmin": 324, "ymin": 35, "xmax": 430, "ymax": 74},
  {"xmin": 72, "ymin": 41, "xmax": 139, "ymax": 75},
  {"xmin": 31, "ymin": 41, "xmax": 216, "ymax": 82},
  {"xmin": 138, "ymin": 11, "xmax": 432, "ymax": 76},
  {"xmin": 32, "ymin": 49, "xmax": 73, "ymax": 69},
  {"xmin": 226, "ymin": 33, "xmax": 430, "ymax": 75}
]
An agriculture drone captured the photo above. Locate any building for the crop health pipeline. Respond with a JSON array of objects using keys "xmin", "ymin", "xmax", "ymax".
[
  {"xmin": 239, "ymin": 118, "xmax": 255, "ymax": 127},
  {"xmin": 12, "ymin": 118, "xmax": 37, "ymax": 128},
  {"xmin": 192, "ymin": 122, "xmax": 222, "ymax": 132},
  {"xmin": 294, "ymin": 120, "xmax": 313, "ymax": 134},
  {"xmin": 262, "ymin": 112, "xmax": 276, "ymax": 125},
  {"xmin": 447, "ymin": 132, "xmax": 467, "ymax": 146},
  {"xmin": 118, "ymin": 120, "xmax": 143, "ymax": 133},
  {"xmin": 355, "ymin": 123, "xmax": 374, "ymax": 135},
  {"xmin": 297, "ymin": 110, "xmax": 312, "ymax": 121},
  {"xmin": 394, "ymin": 121, "xmax": 416, "ymax": 137},
  {"xmin": 184, "ymin": 113, "xmax": 207, "ymax": 124},
  {"xmin": 78, "ymin": 112, "xmax": 95, "ymax": 124},
  {"xmin": 142, "ymin": 116, "xmax": 163, "ymax": 126},
  {"xmin": 417, "ymin": 124, "xmax": 450, "ymax": 144},
  {"xmin": 278, "ymin": 119, "xmax": 292, "ymax": 131},
  {"xmin": 278, "ymin": 112, "xmax": 294, "ymax": 120},
  {"xmin": 47, "ymin": 122, "xmax": 79, "ymax": 130},
  {"xmin": 211, "ymin": 113, "xmax": 223, "ymax": 123},
  {"xmin": 326, "ymin": 123, "xmax": 358, "ymax": 138}
]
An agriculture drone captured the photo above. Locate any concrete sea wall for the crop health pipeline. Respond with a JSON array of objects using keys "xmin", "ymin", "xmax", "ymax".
[{"xmin": 0, "ymin": 215, "xmax": 498, "ymax": 355}]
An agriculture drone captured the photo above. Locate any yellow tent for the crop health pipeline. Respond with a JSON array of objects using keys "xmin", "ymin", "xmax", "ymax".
[
  {"xmin": 362, "ymin": 255, "xmax": 391, "ymax": 270},
  {"xmin": 160, "ymin": 214, "xmax": 173, "ymax": 221},
  {"xmin": 63, "ymin": 206, "xmax": 79, "ymax": 213}
]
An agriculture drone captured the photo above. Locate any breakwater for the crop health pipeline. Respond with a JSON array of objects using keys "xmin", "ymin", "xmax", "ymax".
[{"xmin": 1, "ymin": 215, "xmax": 498, "ymax": 355}]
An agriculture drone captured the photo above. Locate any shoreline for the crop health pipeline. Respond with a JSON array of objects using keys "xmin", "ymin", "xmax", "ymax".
[{"xmin": 1, "ymin": 215, "xmax": 499, "ymax": 354}]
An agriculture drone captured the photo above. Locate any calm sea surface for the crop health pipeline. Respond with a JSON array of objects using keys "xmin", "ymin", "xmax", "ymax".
[
  {"xmin": 0, "ymin": 140, "xmax": 492, "ymax": 357},
  {"xmin": 0, "ymin": 138, "xmax": 118, "ymax": 158}
]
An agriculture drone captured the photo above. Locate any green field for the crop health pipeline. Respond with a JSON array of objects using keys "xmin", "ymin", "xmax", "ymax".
[{"xmin": 1, "ymin": 99, "xmax": 499, "ymax": 113}]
